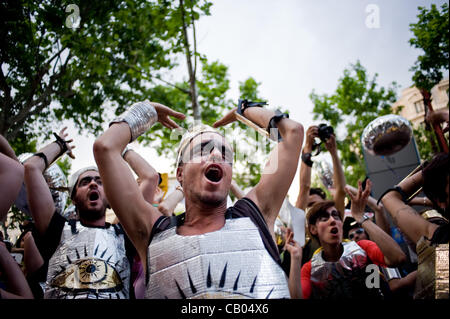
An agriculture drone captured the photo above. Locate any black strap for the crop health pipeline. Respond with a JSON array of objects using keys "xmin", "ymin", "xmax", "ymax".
[
  {"xmin": 301, "ymin": 152, "xmax": 313, "ymax": 167},
  {"xmin": 170, "ymin": 210, "xmax": 233, "ymax": 228},
  {"xmin": 33, "ymin": 152, "xmax": 49, "ymax": 169},
  {"xmin": 113, "ymin": 223, "xmax": 125, "ymax": 236},
  {"xmin": 236, "ymin": 99, "xmax": 267, "ymax": 116},
  {"xmin": 311, "ymin": 141, "xmax": 322, "ymax": 156},
  {"xmin": 377, "ymin": 186, "xmax": 409, "ymax": 206},
  {"xmin": 225, "ymin": 208, "xmax": 233, "ymax": 220},
  {"xmin": 68, "ymin": 219, "xmax": 78, "ymax": 235},
  {"xmin": 267, "ymin": 110, "xmax": 289, "ymax": 142},
  {"xmin": 240, "ymin": 197, "xmax": 269, "ymax": 230},
  {"xmin": 53, "ymin": 133, "xmax": 68, "ymax": 158},
  {"xmin": 172, "ymin": 213, "xmax": 184, "ymax": 227}
]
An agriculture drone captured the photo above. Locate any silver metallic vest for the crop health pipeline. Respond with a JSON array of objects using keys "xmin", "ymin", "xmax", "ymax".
[
  {"xmin": 310, "ymin": 240, "xmax": 383, "ymax": 299},
  {"xmin": 145, "ymin": 217, "xmax": 290, "ymax": 299},
  {"xmin": 44, "ymin": 222, "xmax": 131, "ymax": 299}
]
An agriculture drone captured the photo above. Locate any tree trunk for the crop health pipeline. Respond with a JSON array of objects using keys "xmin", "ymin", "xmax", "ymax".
[{"xmin": 179, "ymin": 0, "xmax": 200, "ymax": 121}]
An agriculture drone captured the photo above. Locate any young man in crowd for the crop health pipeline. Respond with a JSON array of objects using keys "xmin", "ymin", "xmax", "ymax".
[
  {"xmin": 23, "ymin": 128, "xmax": 135, "ymax": 299},
  {"xmin": 94, "ymin": 100, "xmax": 304, "ymax": 298}
]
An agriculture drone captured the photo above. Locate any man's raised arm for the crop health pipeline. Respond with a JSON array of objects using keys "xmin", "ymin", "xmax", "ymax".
[
  {"xmin": 324, "ymin": 134, "xmax": 346, "ymax": 216},
  {"xmin": 93, "ymin": 101, "xmax": 185, "ymax": 264},
  {"xmin": 122, "ymin": 147, "xmax": 160, "ymax": 205},
  {"xmin": 0, "ymin": 135, "xmax": 23, "ymax": 221},
  {"xmin": 295, "ymin": 126, "xmax": 317, "ymax": 210},
  {"xmin": 23, "ymin": 128, "xmax": 75, "ymax": 235},
  {"xmin": 346, "ymin": 180, "xmax": 406, "ymax": 267},
  {"xmin": 381, "ymin": 169, "xmax": 438, "ymax": 244},
  {"xmin": 214, "ymin": 106, "xmax": 303, "ymax": 228}
]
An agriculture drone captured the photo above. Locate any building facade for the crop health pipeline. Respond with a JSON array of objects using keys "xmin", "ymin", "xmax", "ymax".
[{"xmin": 392, "ymin": 78, "xmax": 449, "ymax": 126}]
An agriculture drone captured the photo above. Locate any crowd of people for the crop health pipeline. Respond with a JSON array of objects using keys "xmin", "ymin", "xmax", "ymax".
[{"xmin": 0, "ymin": 100, "xmax": 448, "ymax": 299}]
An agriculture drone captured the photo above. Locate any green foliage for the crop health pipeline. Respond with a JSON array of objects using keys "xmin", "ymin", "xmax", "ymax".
[
  {"xmin": 409, "ymin": 3, "xmax": 449, "ymax": 91},
  {"xmin": 413, "ymin": 123, "xmax": 439, "ymax": 161},
  {"xmin": 239, "ymin": 77, "xmax": 262, "ymax": 101},
  {"xmin": 8, "ymin": 131, "xmax": 38, "ymax": 155},
  {"xmin": 197, "ymin": 60, "xmax": 232, "ymax": 126},
  {"xmin": 0, "ymin": 0, "xmax": 277, "ymax": 212},
  {"xmin": 138, "ymin": 58, "xmax": 232, "ymax": 164},
  {"xmin": 141, "ymin": 58, "xmax": 269, "ymax": 193},
  {"xmin": 56, "ymin": 155, "xmax": 72, "ymax": 178},
  {"xmin": 408, "ymin": 3, "xmax": 449, "ymax": 159},
  {"xmin": 0, "ymin": 0, "xmax": 212, "ymax": 152},
  {"xmin": 310, "ymin": 60, "xmax": 399, "ymax": 187},
  {"xmin": 5, "ymin": 205, "xmax": 30, "ymax": 235}
]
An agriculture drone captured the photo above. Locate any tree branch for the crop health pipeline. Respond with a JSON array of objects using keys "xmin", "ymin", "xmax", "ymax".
[
  {"xmin": 7, "ymin": 99, "xmax": 48, "ymax": 141},
  {"xmin": 0, "ymin": 67, "xmax": 14, "ymax": 134},
  {"xmin": 16, "ymin": 45, "xmax": 68, "ymax": 113},
  {"xmin": 154, "ymin": 76, "xmax": 191, "ymax": 95},
  {"xmin": 0, "ymin": 67, "xmax": 13, "ymax": 106},
  {"xmin": 179, "ymin": 0, "xmax": 199, "ymax": 120},
  {"xmin": 52, "ymin": 41, "xmax": 62, "ymax": 75},
  {"xmin": 45, "ymin": 46, "xmax": 67, "ymax": 67},
  {"xmin": 6, "ymin": 52, "xmax": 72, "ymax": 141},
  {"xmin": 189, "ymin": 4, "xmax": 198, "ymax": 78}
]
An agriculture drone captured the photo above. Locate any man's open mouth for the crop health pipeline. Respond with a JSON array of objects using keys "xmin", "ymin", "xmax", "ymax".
[
  {"xmin": 89, "ymin": 191, "xmax": 99, "ymax": 201},
  {"xmin": 330, "ymin": 227, "xmax": 338, "ymax": 235},
  {"xmin": 205, "ymin": 165, "xmax": 223, "ymax": 183}
]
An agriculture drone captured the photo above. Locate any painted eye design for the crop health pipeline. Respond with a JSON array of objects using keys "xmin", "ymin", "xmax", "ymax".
[{"xmin": 50, "ymin": 257, "xmax": 123, "ymax": 293}]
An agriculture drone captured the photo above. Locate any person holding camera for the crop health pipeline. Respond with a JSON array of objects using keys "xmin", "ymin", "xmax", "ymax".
[
  {"xmin": 296, "ymin": 124, "xmax": 347, "ymax": 264},
  {"xmin": 296, "ymin": 124, "xmax": 346, "ymax": 214}
]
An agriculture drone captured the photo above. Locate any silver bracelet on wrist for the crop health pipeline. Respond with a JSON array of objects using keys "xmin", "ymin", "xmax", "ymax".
[
  {"xmin": 110, "ymin": 100, "xmax": 158, "ymax": 142},
  {"xmin": 381, "ymin": 267, "xmax": 402, "ymax": 281},
  {"xmin": 359, "ymin": 213, "xmax": 371, "ymax": 225}
]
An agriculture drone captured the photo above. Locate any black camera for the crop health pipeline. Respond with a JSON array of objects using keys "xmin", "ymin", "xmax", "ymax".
[
  {"xmin": 311, "ymin": 123, "xmax": 334, "ymax": 156},
  {"xmin": 317, "ymin": 123, "xmax": 334, "ymax": 142}
]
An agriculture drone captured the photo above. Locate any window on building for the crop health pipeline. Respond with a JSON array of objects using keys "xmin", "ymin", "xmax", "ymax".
[{"xmin": 414, "ymin": 100, "xmax": 424, "ymax": 114}]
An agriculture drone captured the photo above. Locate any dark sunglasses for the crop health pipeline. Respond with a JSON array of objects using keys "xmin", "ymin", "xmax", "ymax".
[
  {"xmin": 182, "ymin": 139, "xmax": 233, "ymax": 165},
  {"xmin": 348, "ymin": 228, "xmax": 365, "ymax": 240},
  {"xmin": 317, "ymin": 210, "xmax": 341, "ymax": 222}
]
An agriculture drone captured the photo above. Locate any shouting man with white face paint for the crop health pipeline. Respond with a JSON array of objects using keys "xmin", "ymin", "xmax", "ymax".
[{"xmin": 94, "ymin": 100, "xmax": 304, "ymax": 298}]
